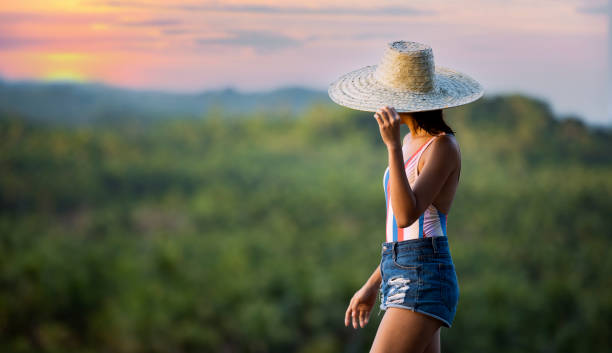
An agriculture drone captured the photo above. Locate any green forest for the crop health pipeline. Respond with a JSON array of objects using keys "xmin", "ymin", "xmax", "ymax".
[{"xmin": 1, "ymin": 93, "xmax": 611, "ymax": 353}]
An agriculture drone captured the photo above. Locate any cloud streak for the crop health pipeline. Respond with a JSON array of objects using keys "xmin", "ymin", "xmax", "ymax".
[
  {"xmin": 0, "ymin": 12, "xmax": 108, "ymax": 23},
  {"xmin": 0, "ymin": 12, "xmax": 182, "ymax": 28},
  {"xmin": 0, "ymin": 34, "xmax": 159, "ymax": 51},
  {"xmin": 575, "ymin": 3, "xmax": 609, "ymax": 15},
  {"xmin": 120, "ymin": 18, "xmax": 183, "ymax": 27},
  {"xmin": 195, "ymin": 30, "xmax": 303, "ymax": 54},
  {"xmin": 102, "ymin": 2, "xmax": 435, "ymax": 16},
  {"xmin": 0, "ymin": 37, "xmax": 47, "ymax": 50}
]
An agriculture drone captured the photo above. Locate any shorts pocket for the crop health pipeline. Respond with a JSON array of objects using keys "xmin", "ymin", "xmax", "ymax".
[
  {"xmin": 392, "ymin": 254, "xmax": 421, "ymax": 270},
  {"xmin": 439, "ymin": 263, "xmax": 459, "ymax": 311}
]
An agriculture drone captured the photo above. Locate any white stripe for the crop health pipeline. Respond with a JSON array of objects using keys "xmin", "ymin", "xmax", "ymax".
[
  {"xmin": 383, "ymin": 167, "xmax": 388, "ymax": 191},
  {"xmin": 423, "ymin": 205, "xmax": 444, "ymax": 237},
  {"xmin": 386, "ymin": 198, "xmax": 394, "ymax": 242},
  {"xmin": 401, "ymin": 216, "xmax": 420, "ymax": 240}
]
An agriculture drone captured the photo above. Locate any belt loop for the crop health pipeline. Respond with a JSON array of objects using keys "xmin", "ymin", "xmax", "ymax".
[
  {"xmin": 431, "ymin": 236, "xmax": 438, "ymax": 253},
  {"xmin": 392, "ymin": 242, "xmax": 398, "ymax": 262}
]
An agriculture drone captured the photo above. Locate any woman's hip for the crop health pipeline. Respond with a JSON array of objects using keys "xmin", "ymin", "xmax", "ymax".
[{"xmin": 378, "ymin": 236, "xmax": 460, "ymax": 327}]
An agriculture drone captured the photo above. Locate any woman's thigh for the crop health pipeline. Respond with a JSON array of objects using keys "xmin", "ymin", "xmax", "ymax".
[
  {"xmin": 369, "ymin": 307, "xmax": 443, "ymax": 353},
  {"xmin": 423, "ymin": 327, "xmax": 441, "ymax": 353}
]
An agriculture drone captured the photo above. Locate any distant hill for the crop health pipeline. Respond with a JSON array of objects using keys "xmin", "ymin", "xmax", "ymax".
[
  {"xmin": 0, "ymin": 77, "xmax": 608, "ymax": 132},
  {"xmin": 0, "ymin": 78, "xmax": 329, "ymax": 124}
]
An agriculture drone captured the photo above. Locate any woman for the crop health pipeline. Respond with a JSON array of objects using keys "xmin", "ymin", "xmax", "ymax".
[{"xmin": 328, "ymin": 40, "xmax": 484, "ymax": 353}]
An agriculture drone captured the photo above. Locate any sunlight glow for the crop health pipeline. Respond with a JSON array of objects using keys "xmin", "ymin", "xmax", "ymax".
[
  {"xmin": 43, "ymin": 70, "xmax": 88, "ymax": 82},
  {"xmin": 43, "ymin": 52, "xmax": 91, "ymax": 62}
]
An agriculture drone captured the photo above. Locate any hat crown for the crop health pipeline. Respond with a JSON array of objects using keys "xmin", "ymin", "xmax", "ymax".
[{"xmin": 373, "ymin": 40, "xmax": 436, "ymax": 93}]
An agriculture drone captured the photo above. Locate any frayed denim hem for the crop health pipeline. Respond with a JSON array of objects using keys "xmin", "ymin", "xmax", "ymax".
[{"xmin": 378, "ymin": 303, "xmax": 452, "ymax": 328}]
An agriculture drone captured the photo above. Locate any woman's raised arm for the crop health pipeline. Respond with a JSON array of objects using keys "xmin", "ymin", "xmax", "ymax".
[{"xmin": 374, "ymin": 106, "xmax": 457, "ymax": 228}]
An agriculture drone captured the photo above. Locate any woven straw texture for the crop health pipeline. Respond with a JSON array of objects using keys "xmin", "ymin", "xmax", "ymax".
[{"xmin": 328, "ymin": 40, "xmax": 484, "ymax": 113}]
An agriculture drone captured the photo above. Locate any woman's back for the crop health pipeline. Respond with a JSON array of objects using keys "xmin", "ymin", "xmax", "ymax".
[{"xmin": 414, "ymin": 132, "xmax": 461, "ymax": 215}]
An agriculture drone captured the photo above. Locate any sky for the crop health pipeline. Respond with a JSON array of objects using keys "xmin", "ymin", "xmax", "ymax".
[{"xmin": 0, "ymin": 0, "xmax": 610, "ymax": 125}]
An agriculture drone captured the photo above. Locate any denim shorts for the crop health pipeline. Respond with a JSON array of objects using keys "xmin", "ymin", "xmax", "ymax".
[{"xmin": 378, "ymin": 236, "xmax": 460, "ymax": 328}]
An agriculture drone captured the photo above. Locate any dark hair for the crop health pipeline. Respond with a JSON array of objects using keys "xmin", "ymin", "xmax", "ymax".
[{"xmin": 409, "ymin": 109, "xmax": 455, "ymax": 135}]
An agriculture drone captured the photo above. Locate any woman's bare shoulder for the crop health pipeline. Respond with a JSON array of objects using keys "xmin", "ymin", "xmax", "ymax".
[
  {"xmin": 437, "ymin": 133, "xmax": 459, "ymax": 148},
  {"xmin": 429, "ymin": 134, "xmax": 460, "ymax": 165}
]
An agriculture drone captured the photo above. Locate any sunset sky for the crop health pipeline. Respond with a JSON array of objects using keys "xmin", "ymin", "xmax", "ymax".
[{"xmin": 0, "ymin": 0, "xmax": 609, "ymax": 125}]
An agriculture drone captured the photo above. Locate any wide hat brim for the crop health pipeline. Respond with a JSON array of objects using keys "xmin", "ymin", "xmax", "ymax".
[{"xmin": 328, "ymin": 64, "xmax": 484, "ymax": 113}]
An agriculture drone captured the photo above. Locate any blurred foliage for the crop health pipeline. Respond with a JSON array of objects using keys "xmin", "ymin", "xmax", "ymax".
[{"xmin": 0, "ymin": 93, "xmax": 611, "ymax": 353}]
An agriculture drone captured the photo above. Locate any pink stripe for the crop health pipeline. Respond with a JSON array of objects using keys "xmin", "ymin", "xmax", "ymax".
[
  {"xmin": 404, "ymin": 137, "xmax": 433, "ymax": 168},
  {"xmin": 385, "ymin": 171, "xmax": 392, "ymax": 241}
]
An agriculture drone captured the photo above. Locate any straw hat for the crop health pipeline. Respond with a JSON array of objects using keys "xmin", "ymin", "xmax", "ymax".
[{"xmin": 328, "ymin": 40, "xmax": 484, "ymax": 113}]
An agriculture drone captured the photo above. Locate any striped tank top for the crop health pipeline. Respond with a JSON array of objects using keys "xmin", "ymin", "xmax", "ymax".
[{"xmin": 383, "ymin": 133, "xmax": 449, "ymax": 242}]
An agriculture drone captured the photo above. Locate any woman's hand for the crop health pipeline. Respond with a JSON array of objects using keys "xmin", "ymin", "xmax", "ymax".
[
  {"xmin": 344, "ymin": 282, "xmax": 380, "ymax": 329},
  {"xmin": 374, "ymin": 106, "xmax": 402, "ymax": 149}
]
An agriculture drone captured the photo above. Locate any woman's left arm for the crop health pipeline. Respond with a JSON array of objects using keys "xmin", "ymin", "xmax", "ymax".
[{"xmin": 374, "ymin": 106, "xmax": 457, "ymax": 228}]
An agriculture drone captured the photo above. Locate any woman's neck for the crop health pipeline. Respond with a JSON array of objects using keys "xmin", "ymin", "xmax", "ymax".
[{"xmin": 402, "ymin": 115, "xmax": 434, "ymax": 139}]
